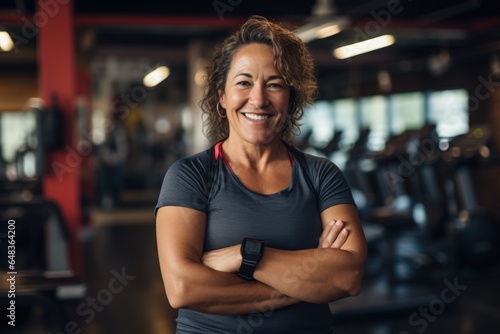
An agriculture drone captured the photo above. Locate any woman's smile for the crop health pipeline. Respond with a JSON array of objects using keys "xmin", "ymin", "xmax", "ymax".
[{"xmin": 242, "ymin": 112, "xmax": 272, "ymax": 121}]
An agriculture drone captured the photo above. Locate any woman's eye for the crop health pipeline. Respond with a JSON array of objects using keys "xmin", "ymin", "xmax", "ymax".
[
  {"xmin": 236, "ymin": 81, "xmax": 251, "ymax": 86},
  {"xmin": 268, "ymin": 83, "xmax": 284, "ymax": 89}
]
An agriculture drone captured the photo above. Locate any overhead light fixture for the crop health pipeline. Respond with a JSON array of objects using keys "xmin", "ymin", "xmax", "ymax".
[
  {"xmin": 294, "ymin": 0, "xmax": 348, "ymax": 43},
  {"xmin": 143, "ymin": 66, "xmax": 170, "ymax": 88},
  {"xmin": 333, "ymin": 34, "xmax": 395, "ymax": 59},
  {"xmin": 295, "ymin": 19, "xmax": 347, "ymax": 43},
  {"xmin": 194, "ymin": 69, "xmax": 207, "ymax": 86},
  {"xmin": 315, "ymin": 23, "xmax": 342, "ymax": 39},
  {"xmin": 0, "ymin": 31, "xmax": 14, "ymax": 52}
]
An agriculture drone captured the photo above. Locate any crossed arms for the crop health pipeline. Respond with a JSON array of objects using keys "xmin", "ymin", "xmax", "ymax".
[{"xmin": 156, "ymin": 203, "xmax": 367, "ymax": 315}]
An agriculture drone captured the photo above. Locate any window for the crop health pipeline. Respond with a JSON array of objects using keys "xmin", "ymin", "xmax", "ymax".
[
  {"xmin": 360, "ymin": 95, "xmax": 388, "ymax": 151},
  {"xmin": 298, "ymin": 88, "xmax": 470, "ymax": 168},
  {"xmin": 1, "ymin": 111, "xmax": 36, "ymax": 162},
  {"xmin": 303, "ymin": 100, "xmax": 335, "ymax": 149},
  {"xmin": 333, "ymin": 98, "xmax": 358, "ymax": 149},
  {"xmin": 390, "ymin": 92, "xmax": 425, "ymax": 135},
  {"xmin": 0, "ymin": 110, "xmax": 40, "ymax": 179},
  {"xmin": 427, "ymin": 89, "xmax": 469, "ymax": 138}
]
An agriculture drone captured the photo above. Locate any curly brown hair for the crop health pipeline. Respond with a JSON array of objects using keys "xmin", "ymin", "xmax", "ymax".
[{"xmin": 199, "ymin": 15, "xmax": 318, "ymax": 146}]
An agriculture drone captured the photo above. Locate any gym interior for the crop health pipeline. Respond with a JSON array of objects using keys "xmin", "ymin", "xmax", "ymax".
[{"xmin": 1, "ymin": 1, "xmax": 500, "ymax": 333}]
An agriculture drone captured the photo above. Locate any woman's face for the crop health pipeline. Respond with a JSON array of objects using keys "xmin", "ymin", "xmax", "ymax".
[{"xmin": 219, "ymin": 43, "xmax": 290, "ymax": 146}]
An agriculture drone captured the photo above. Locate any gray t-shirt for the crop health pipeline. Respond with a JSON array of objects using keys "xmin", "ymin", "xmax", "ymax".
[{"xmin": 156, "ymin": 143, "xmax": 355, "ymax": 334}]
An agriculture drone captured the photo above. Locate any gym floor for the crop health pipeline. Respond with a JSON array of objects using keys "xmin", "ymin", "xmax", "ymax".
[{"xmin": 9, "ymin": 189, "xmax": 500, "ymax": 333}]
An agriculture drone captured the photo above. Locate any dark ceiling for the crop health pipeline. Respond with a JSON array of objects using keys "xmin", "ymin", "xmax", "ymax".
[
  {"xmin": 0, "ymin": 0, "xmax": 497, "ymax": 20},
  {"xmin": 1, "ymin": 0, "xmax": 499, "ymax": 96}
]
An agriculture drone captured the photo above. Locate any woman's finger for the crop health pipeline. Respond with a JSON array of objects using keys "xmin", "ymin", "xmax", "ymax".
[
  {"xmin": 331, "ymin": 228, "xmax": 349, "ymax": 249},
  {"xmin": 319, "ymin": 220, "xmax": 344, "ymax": 248}
]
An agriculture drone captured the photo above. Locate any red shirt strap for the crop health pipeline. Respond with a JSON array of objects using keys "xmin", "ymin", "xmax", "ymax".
[{"xmin": 214, "ymin": 141, "xmax": 234, "ymax": 173}]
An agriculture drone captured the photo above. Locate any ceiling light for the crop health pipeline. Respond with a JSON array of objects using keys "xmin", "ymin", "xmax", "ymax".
[
  {"xmin": 333, "ymin": 34, "xmax": 395, "ymax": 59},
  {"xmin": 0, "ymin": 31, "xmax": 14, "ymax": 52},
  {"xmin": 143, "ymin": 66, "xmax": 170, "ymax": 88},
  {"xmin": 295, "ymin": 18, "xmax": 347, "ymax": 43},
  {"xmin": 194, "ymin": 70, "xmax": 206, "ymax": 86},
  {"xmin": 294, "ymin": 0, "xmax": 348, "ymax": 43},
  {"xmin": 311, "ymin": 0, "xmax": 336, "ymax": 17},
  {"xmin": 315, "ymin": 23, "xmax": 342, "ymax": 39}
]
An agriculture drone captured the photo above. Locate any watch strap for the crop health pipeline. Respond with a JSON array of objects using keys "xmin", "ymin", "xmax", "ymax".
[
  {"xmin": 237, "ymin": 238, "xmax": 264, "ymax": 280},
  {"xmin": 237, "ymin": 258, "xmax": 258, "ymax": 280}
]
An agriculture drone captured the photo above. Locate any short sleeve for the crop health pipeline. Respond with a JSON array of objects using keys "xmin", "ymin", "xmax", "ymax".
[
  {"xmin": 154, "ymin": 150, "xmax": 212, "ymax": 216},
  {"xmin": 307, "ymin": 155, "xmax": 356, "ymax": 212}
]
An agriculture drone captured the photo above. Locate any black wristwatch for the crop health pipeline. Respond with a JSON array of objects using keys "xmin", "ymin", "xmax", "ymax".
[{"xmin": 237, "ymin": 238, "xmax": 264, "ymax": 280}]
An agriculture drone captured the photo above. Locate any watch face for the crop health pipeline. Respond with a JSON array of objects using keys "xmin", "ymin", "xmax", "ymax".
[{"xmin": 244, "ymin": 239, "xmax": 263, "ymax": 254}]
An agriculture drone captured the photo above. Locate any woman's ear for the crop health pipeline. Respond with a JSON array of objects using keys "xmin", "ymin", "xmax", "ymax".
[{"xmin": 218, "ymin": 90, "xmax": 226, "ymax": 109}]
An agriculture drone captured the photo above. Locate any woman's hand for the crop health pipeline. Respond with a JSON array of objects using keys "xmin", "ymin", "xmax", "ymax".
[
  {"xmin": 318, "ymin": 220, "xmax": 349, "ymax": 249},
  {"xmin": 201, "ymin": 244, "xmax": 241, "ymax": 273}
]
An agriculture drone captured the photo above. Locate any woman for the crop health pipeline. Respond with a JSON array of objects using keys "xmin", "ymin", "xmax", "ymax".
[{"xmin": 156, "ymin": 15, "xmax": 367, "ymax": 333}]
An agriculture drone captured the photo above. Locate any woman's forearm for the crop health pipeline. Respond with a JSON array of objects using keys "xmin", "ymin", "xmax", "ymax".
[
  {"xmin": 200, "ymin": 212, "xmax": 365, "ymax": 305},
  {"xmin": 253, "ymin": 247, "xmax": 365, "ymax": 303},
  {"xmin": 157, "ymin": 206, "xmax": 300, "ymax": 315},
  {"xmin": 164, "ymin": 259, "xmax": 299, "ymax": 314}
]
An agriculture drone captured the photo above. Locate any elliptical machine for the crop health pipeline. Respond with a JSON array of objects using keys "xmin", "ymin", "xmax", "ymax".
[{"xmin": 440, "ymin": 125, "xmax": 500, "ymax": 272}]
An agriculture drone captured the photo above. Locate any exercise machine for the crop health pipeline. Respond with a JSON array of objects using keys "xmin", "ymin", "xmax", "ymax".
[{"xmin": 440, "ymin": 125, "xmax": 500, "ymax": 271}]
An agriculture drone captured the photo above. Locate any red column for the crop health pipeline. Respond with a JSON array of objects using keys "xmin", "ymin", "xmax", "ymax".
[{"xmin": 37, "ymin": 0, "xmax": 82, "ymax": 275}]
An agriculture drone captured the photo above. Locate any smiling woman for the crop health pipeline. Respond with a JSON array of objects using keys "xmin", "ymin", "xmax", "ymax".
[
  {"xmin": 200, "ymin": 15, "xmax": 318, "ymax": 146},
  {"xmin": 220, "ymin": 43, "xmax": 290, "ymax": 147},
  {"xmin": 155, "ymin": 15, "xmax": 367, "ymax": 334}
]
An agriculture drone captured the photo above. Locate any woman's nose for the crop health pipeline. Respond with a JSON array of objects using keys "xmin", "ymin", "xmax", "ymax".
[{"xmin": 249, "ymin": 84, "xmax": 268, "ymax": 108}]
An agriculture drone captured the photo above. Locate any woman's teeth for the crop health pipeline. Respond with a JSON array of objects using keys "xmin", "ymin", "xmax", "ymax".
[{"xmin": 244, "ymin": 113, "xmax": 270, "ymax": 120}]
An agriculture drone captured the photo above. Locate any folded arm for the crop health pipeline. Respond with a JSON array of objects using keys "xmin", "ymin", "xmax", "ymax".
[
  {"xmin": 156, "ymin": 206, "xmax": 299, "ymax": 315},
  {"xmin": 202, "ymin": 204, "xmax": 367, "ymax": 304},
  {"xmin": 156, "ymin": 203, "xmax": 358, "ymax": 314}
]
